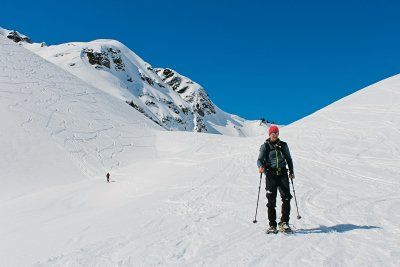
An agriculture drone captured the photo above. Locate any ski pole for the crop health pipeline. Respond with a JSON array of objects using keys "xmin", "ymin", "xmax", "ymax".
[
  {"xmin": 253, "ymin": 173, "xmax": 263, "ymax": 223},
  {"xmin": 290, "ymin": 177, "xmax": 302, "ymax": 219}
]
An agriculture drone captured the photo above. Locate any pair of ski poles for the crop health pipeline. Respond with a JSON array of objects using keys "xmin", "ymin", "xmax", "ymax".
[{"xmin": 252, "ymin": 172, "xmax": 301, "ymax": 224}]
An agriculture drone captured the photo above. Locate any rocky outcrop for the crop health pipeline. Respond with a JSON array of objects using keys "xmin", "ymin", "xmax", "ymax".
[
  {"xmin": 6, "ymin": 30, "xmax": 32, "ymax": 43},
  {"xmin": 83, "ymin": 47, "xmax": 125, "ymax": 71},
  {"xmin": 0, "ymin": 28, "xmax": 32, "ymax": 44},
  {"xmin": 155, "ymin": 68, "xmax": 216, "ymax": 132}
]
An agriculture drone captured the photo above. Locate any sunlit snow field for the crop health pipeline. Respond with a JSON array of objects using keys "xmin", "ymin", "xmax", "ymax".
[{"xmin": 1, "ymin": 35, "xmax": 399, "ymax": 266}]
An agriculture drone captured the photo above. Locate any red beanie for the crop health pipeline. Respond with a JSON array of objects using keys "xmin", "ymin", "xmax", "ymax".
[{"xmin": 269, "ymin": 125, "xmax": 279, "ymax": 135}]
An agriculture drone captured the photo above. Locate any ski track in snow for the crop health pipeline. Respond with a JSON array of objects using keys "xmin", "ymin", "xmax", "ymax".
[
  {"xmin": 0, "ymin": 37, "xmax": 157, "ymax": 179},
  {"xmin": 21, "ymin": 134, "xmax": 399, "ymax": 267},
  {"xmin": 1, "ymin": 36, "xmax": 400, "ymax": 266}
]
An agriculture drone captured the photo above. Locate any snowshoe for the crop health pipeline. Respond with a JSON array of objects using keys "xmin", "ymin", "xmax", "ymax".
[
  {"xmin": 278, "ymin": 222, "xmax": 293, "ymax": 233},
  {"xmin": 265, "ymin": 226, "xmax": 278, "ymax": 234}
]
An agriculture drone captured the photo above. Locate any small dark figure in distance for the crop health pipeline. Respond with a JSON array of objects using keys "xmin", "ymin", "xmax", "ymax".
[{"xmin": 106, "ymin": 172, "xmax": 110, "ymax": 183}]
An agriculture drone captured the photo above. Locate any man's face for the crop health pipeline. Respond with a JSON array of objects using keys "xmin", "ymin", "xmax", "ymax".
[{"xmin": 269, "ymin": 131, "xmax": 279, "ymax": 141}]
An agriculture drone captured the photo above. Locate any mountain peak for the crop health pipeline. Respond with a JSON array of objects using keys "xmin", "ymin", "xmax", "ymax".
[
  {"xmin": 0, "ymin": 26, "xmax": 32, "ymax": 44},
  {"xmin": 5, "ymin": 26, "xmax": 269, "ymax": 136}
]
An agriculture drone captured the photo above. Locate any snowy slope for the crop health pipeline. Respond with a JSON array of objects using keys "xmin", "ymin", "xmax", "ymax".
[
  {"xmin": 1, "ymin": 31, "xmax": 400, "ymax": 266},
  {"xmin": 0, "ymin": 35, "xmax": 159, "ymax": 201},
  {"xmin": 0, "ymin": 27, "xmax": 268, "ymax": 136}
]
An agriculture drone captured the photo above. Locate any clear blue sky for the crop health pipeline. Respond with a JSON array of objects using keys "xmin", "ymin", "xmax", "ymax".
[{"xmin": 2, "ymin": 0, "xmax": 400, "ymax": 124}]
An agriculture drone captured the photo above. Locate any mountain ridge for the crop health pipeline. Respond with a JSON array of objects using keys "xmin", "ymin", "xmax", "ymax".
[{"xmin": 0, "ymin": 26, "xmax": 269, "ymax": 136}]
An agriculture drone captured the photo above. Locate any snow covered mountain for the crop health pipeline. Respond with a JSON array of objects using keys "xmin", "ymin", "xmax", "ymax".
[
  {"xmin": 0, "ymin": 32, "xmax": 159, "ymax": 200},
  {"xmin": 0, "ymin": 27, "xmax": 268, "ymax": 136},
  {"xmin": 0, "ymin": 27, "xmax": 32, "ymax": 43},
  {"xmin": 1, "ymin": 29, "xmax": 400, "ymax": 266}
]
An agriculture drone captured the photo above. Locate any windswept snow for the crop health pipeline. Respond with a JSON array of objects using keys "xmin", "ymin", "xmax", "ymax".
[{"xmin": 1, "ymin": 33, "xmax": 400, "ymax": 267}]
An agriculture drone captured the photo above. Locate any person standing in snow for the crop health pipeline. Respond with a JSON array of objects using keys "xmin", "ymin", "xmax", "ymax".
[
  {"xmin": 257, "ymin": 125, "xmax": 295, "ymax": 233},
  {"xmin": 106, "ymin": 172, "xmax": 110, "ymax": 183}
]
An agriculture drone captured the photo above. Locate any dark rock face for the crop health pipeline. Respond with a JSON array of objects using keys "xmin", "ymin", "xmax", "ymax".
[
  {"xmin": 154, "ymin": 67, "xmax": 218, "ymax": 132},
  {"xmin": 154, "ymin": 68, "xmax": 216, "ymax": 115},
  {"xmin": 195, "ymin": 117, "xmax": 207, "ymax": 132},
  {"xmin": 145, "ymin": 100, "xmax": 157, "ymax": 107},
  {"xmin": 184, "ymin": 89, "xmax": 216, "ymax": 116},
  {"xmin": 126, "ymin": 100, "xmax": 161, "ymax": 126},
  {"xmin": 157, "ymin": 69, "xmax": 185, "ymax": 92},
  {"xmin": 162, "ymin": 68, "xmax": 174, "ymax": 79},
  {"xmin": 168, "ymin": 76, "xmax": 182, "ymax": 90},
  {"xmin": 83, "ymin": 47, "xmax": 125, "ymax": 71},
  {"xmin": 139, "ymin": 72, "xmax": 155, "ymax": 86},
  {"xmin": 160, "ymin": 98, "xmax": 181, "ymax": 115},
  {"xmin": 84, "ymin": 48, "xmax": 111, "ymax": 68},
  {"xmin": 176, "ymin": 86, "xmax": 189, "ymax": 94},
  {"xmin": 126, "ymin": 100, "xmax": 144, "ymax": 113},
  {"xmin": 107, "ymin": 48, "xmax": 125, "ymax": 71},
  {"xmin": 6, "ymin": 31, "xmax": 32, "ymax": 43},
  {"xmin": 181, "ymin": 107, "xmax": 190, "ymax": 115}
]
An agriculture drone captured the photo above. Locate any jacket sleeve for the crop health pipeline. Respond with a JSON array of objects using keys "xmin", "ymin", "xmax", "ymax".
[
  {"xmin": 282, "ymin": 143, "xmax": 294, "ymax": 174},
  {"xmin": 257, "ymin": 144, "xmax": 266, "ymax": 168}
]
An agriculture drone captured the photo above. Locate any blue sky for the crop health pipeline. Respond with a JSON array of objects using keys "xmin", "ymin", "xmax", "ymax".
[{"xmin": 2, "ymin": 0, "xmax": 400, "ymax": 124}]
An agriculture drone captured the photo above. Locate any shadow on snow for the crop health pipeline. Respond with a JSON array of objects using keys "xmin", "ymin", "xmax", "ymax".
[{"xmin": 295, "ymin": 224, "xmax": 381, "ymax": 234}]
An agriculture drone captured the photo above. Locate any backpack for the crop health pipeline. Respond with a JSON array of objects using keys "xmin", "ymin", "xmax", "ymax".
[{"xmin": 263, "ymin": 139, "xmax": 287, "ymax": 168}]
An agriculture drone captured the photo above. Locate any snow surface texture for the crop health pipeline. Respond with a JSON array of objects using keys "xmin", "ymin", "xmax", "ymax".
[
  {"xmin": 1, "ymin": 32, "xmax": 400, "ymax": 266},
  {"xmin": 1, "ymin": 26, "xmax": 268, "ymax": 137}
]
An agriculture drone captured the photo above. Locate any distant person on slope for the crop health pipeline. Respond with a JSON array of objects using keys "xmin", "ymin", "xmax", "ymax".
[
  {"xmin": 106, "ymin": 172, "xmax": 110, "ymax": 183},
  {"xmin": 257, "ymin": 125, "xmax": 295, "ymax": 234}
]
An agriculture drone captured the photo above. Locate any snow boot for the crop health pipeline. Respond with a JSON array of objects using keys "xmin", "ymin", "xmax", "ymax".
[
  {"xmin": 266, "ymin": 226, "xmax": 278, "ymax": 234},
  {"xmin": 278, "ymin": 222, "xmax": 293, "ymax": 233}
]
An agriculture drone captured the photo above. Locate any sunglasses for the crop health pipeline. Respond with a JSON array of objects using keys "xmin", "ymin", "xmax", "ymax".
[{"xmin": 270, "ymin": 132, "xmax": 279, "ymax": 135}]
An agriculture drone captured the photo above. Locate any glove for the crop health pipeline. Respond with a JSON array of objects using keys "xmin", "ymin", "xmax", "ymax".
[
  {"xmin": 288, "ymin": 171, "xmax": 295, "ymax": 179},
  {"xmin": 258, "ymin": 166, "xmax": 264, "ymax": 174}
]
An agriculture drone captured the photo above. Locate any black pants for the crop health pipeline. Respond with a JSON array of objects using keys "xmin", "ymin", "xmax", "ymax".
[{"xmin": 265, "ymin": 171, "xmax": 292, "ymax": 227}]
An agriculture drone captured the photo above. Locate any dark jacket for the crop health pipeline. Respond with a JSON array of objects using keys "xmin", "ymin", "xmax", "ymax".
[{"xmin": 257, "ymin": 138, "xmax": 294, "ymax": 174}]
